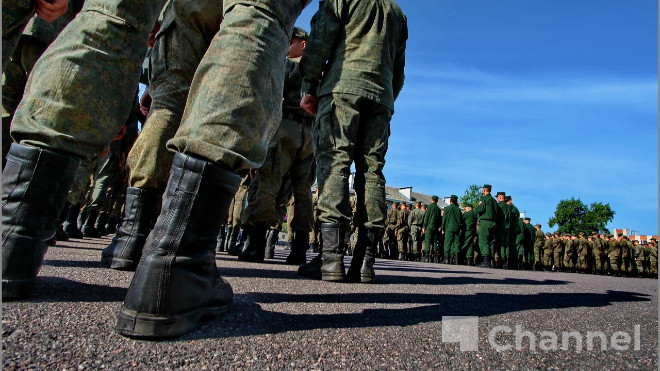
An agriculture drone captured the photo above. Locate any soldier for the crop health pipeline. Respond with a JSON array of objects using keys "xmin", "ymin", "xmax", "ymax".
[
  {"xmin": 576, "ymin": 232, "xmax": 590, "ymax": 273},
  {"xmin": 606, "ymin": 234, "xmax": 621, "ymax": 276},
  {"xmin": 441, "ymin": 195, "xmax": 462, "ymax": 264},
  {"xmin": 475, "ymin": 184, "xmax": 497, "ymax": 268},
  {"xmin": 396, "ymin": 202, "xmax": 410, "ymax": 260},
  {"xmin": 3, "ymin": 0, "xmax": 312, "ymax": 340},
  {"xmin": 506, "ymin": 196, "xmax": 519, "ymax": 269},
  {"xmin": 460, "ymin": 203, "xmax": 478, "ymax": 266},
  {"xmin": 552, "ymin": 232, "xmax": 564, "ymax": 272},
  {"xmin": 542, "ymin": 232, "xmax": 553, "ymax": 270},
  {"xmin": 310, "ymin": 188, "xmax": 320, "ymax": 253},
  {"xmin": 647, "ymin": 240, "xmax": 657, "ymax": 278},
  {"xmin": 422, "ymin": 196, "xmax": 442, "ymax": 263},
  {"xmin": 408, "ymin": 201, "xmax": 424, "ymax": 261},
  {"xmin": 633, "ymin": 239, "xmax": 645, "ymax": 277},
  {"xmin": 239, "ymin": 26, "xmax": 315, "ymax": 265},
  {"xmin": 226, "ymin": 175, "xmax": 252, "ymax": 255},
  {"xmin": 533, "ymin": 223, "xmax": 544, "ymax": 270},
  {"xmin": 620, "ymin": 234, "xmax": 633, "ymax": 276},
  {"xmin": 382, "ymin": 202, "xmax": 399, "ymax": 259},
  {"xmin": 591, "ymin": 232, "xmax": 604, "ymax": 274},
  {"xmin": 296, "ymin": 0, "xmax": 407, "ymax": 283},
  {"xmin": 562, "ymin": 234, "xmax": 576, "ymax": 272}
]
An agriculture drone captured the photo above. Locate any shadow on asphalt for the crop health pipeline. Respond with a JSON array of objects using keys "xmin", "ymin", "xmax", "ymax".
[
  {"xmin": 29, "ymin": 277, "xmax": 127, "ymax": 302},
  {"xmin": 43, "ymin": 259, "xmax": 106, "ymax": 269},
  {"xmin": 374, "ymin": 274, "xmax": 570, "ymax": 286},
  {"xmin": 184, "ymin": 290, "xmax": 651, "ymax": 340}
]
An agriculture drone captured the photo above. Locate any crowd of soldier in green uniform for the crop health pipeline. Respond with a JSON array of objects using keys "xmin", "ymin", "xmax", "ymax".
[{"xmin": 376, "ymin": 185, "xmax": 658, "ymax": 278}]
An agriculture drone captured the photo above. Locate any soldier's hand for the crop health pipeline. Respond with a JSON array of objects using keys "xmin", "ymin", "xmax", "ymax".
[
  {"xmin": 36, "ymin": 0, "xmax": 69, "ymax": 22},
  {"xmin": 300, "ymin": 95, "xmax": 318, "ymax": 116}
]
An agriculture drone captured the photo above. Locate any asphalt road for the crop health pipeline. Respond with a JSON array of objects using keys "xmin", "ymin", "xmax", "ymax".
[{"xmin": 3, "ymin": 236, "xmax": 658, "ymax": 370}]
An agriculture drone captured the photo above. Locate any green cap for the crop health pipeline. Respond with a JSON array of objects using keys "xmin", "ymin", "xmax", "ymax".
[
  {"xmin": 415, "ymin": 201, "xmax": 421, "ymax": 206},
  {"xmin": 496, "ymin": 191, "xmax": 506, "ymax": 196},
  {"xmin": 535, "ymin": 223, "xmax": 541, "ymax": 227},
  {"xmin": 292, "ymin": 27, "xmax": 308, "ymax": 40},
  {"xmin": 483, "ymin": 184, "xmax": 492, "ymax": 190},
  {"xmin": 505, "ymin": 195, "xmax": 511, "ymax": 201},
  {"xmin": 450, "ymin": 195, "xmax": 458, "ymax": 201},
  {"xmin": 431, "ymin": 195, "xmax": 439, "ymax": 201},
  {"xmin": 465, "ymin": 203, "xmax": 473, "ymax": 208},
  {"xmin": 524, "ymin": 217, "xmax": 531, "ymax": 221},
  {"xmin": 545, "ymin": 232, "xmax": 551, "ymax": 237}
]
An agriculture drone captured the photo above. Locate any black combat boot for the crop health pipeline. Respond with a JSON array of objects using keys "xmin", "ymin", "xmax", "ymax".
[
  {"xmin": 298, "ymin": 223, "xmax": 349, "ymax": 281},
  {"xmin": 238, "ymin": 223, "xmax": 268, "ymax": 263},
  {"xmin": 106, "ymin": 216, "xmax": 119, "ymax": 235},
  {"xmin": 101, "ymin": 187, "xmax": 158, "ymax": 270},
  {"xmin": 55, "ymin": 225, "xmax": 69, "ymax": 242},
  {"xmin": 224, "ymin": 226, "xmax": 238, "ymax": 253},
  {"xmin": 227, "ymin": 227, "xmax": 245, "ymax": 256},
  {"xmin": 81, "ymin": 208, "xmax": 102, "ymax": 238},
  {"xmin": 347, "ymin": 228, "xmax": 380, "ymax": 283},
  {"xmin": 477, "ymin": 256, "xmax": 491, "ymax": 268},
  {"xmin": 215, "ymin": 226, "xmax": 227, "ymax": 253},
  {"xmin": 2, "ymin": 143, "xmax": 80, "ymax": 300},
  {"xmin": 286, "ymin": 230, "xmax": 309, "ymax": 265},
  {"xmin": 62, "ymin": 203, "xmax": 84, "ymax": 239},
  {"xmin": 467, "ymin": 257, "xmax": 475, "ymax": 266},
  {"xmin": 95, "ymin": 212, "xmax": 109, "ymax": 236},
  {"xmin": 116, "ymin": 153, "xmax": 239, "ymax": 339},
  {"xmin": 265, "ymin": 228, "xmax": 280, "ymax": 259}
]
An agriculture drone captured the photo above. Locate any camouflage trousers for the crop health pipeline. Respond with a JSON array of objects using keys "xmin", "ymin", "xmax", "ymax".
[
  {"xmin": 410, "ymin": 225, "xmax": 423, "ymax": 254},
  {"xmin": 553, "ymin": 249, "xmax": 563, "ymax": 269},
  {"xmin": 2, "ymin": 35, "xmax": 47, "ymax": 167},
  {"xmin": 10, "ymin": 0, "xmax": 300, "ymax": 175},
  {"xmin": 227, "ymin": 175, "xmax": 250, "ymax": 228},
  {"xmin": 314, "ymin": 93, "xmax": 391, "ymax": 229},
  {"xmin": 87, "ymin": 141, "xmax": 122, "ymax": 209},
  {"xmin": 543, "ymin": 247, "xmax": 553, "ymax": 267},
  {"xmin": 128, "ymin": 0, "xmax": 221, "ymax": 191},
  {"xmin": 397, "ymin": 228, "xmax": 409, "ymax": 254},
  {"xmin": 534, "ymin": 243, "xmax": 543, "ymax": 263},
  {"xmin": 244, "ymin": 118, "xmax": 314, "ymax": 232},
  {"xmin": 67, "ymin": 157, "xmax": 98, "ymax": 205}
]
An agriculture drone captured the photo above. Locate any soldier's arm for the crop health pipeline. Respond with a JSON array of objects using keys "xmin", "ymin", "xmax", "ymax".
[
  {"xmin": 393, "ymin": 18, "xmax": 407, "ymax": 101},
  {"xmin": 300, "ymin": 0, "xmax": 343, "ymax": 97}
]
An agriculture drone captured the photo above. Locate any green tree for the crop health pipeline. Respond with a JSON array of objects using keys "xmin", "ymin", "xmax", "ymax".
[
  {"xmin": 548, "ymin": 198, "xmax": 615, "ymax": 235},
  {"xmin": 459, "ymin": 184, "xmax": 481, "ymax": 209}
]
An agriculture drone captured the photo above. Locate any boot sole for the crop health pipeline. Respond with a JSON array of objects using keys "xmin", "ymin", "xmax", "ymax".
[
  {"xmin": 110, "ymin": 258, "xmax": 138, "ymax": 271},
  {"xmin": 116, "ymin": 302, "xmax": 232, "ymax": 339},
  {"xmin": 2, "ymin": 279, "xmax": 35, "ymax": 301},
  {"xmin": 321, "ymin": 273, "xmax": 345, "ymax": 282}
]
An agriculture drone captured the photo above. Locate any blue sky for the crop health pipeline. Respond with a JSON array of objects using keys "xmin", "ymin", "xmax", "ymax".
[{"xmin": 295, "ymin": 1, "xmax": 658, "ymax": 235}]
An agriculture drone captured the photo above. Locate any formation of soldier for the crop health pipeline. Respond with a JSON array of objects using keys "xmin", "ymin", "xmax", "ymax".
[{"xmin": 377, "ymin": 185, "xmax": 658, "ymax": 279}]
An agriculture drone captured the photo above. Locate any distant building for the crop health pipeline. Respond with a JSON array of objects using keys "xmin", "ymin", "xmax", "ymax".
[{"xmin": 612, "ymin": 228, "xmax": 658, "ymax": 242}]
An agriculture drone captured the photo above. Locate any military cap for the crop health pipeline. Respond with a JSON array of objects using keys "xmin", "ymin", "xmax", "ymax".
[
  {"xmin": 465, "ymin": 203, "xmax": 473, "ymax": 208},
  {"xmin": 535, "ymin": 223, "xmax": 541, "ymax": 227},
  {"xmin": 505, "ymin": 195, "xmax": 511, "ymax": 201},
  {"xmin": 483, "ymin": 184, "xmax": 492, "ymax": 190},
  {"xmin": 545, "ymin": 232, "xmax": 551, "ymax": 237},
  {"xmin": 579, "ymin": 232, "xmax": 585, "ymax": 236},
  {"xmin": 431, "ymin": 195, "xmax": 439, "ymax": 201},
  {"xmin": 524, "ymin": 217, "xmax": 531, "ymax": 221},
  {"xmin": 617, "ymin": 232, "xmax": 623, "ymax": 237},
  {"xmin": 450, "ymin": 194, "xmax": 458, "ymax": 201},
  {"xmin": 415, "ymin": 201, "xmax": 421, "ymax": 206},
  {"xmin": 496, "ymin": 191, "xmax": 506, "ymax": 196},
  {"xmin": 292, "ymin": 27, "xmax": 309, "ymax": 41}
]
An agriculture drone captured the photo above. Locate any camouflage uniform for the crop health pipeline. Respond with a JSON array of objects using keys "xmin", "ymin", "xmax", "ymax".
[
  {"xmin": 395, "ymin": 205, "xmax": 410, "ymax": 257},
  {"xmin": 2, "ymin": 1, "xmax": 84, "ymax": 166},
  {"xmin": 300, "ymin": 0, "xmax": 407, "ymax": 231},
  {"xmin": 242, "ymin": 55, "xmax": 315, "ymax": 233},
  {"xmin": 408, "ymin": 204, "xmax": 425, "ymax": 255}
]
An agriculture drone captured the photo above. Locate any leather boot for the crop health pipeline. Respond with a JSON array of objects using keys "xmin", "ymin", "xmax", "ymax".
[
  {"xmin": 116, "ymin": 153, "xmax": 239, "ymax": 339},
  {"xmin": 224, "ymin": 226, "xmax": 238, "ymax": 254},
  {"xmin": 95, "ymin": 212, "xmax": 109, "ymax": 236},
  {"xmin": 215, "ymin": 226, "xmax": 227, "ymax": 253},
  {"xmin": 286, "ymin": 230, "xmax": 308, "ymax": 265},
  {"xmin": 55, "ymin": 225, "xmax": 69, "ymax": 242},
  {"xmin": 106, "ymin": 216, "xmax": 118, "ymax": 235},
  {"xmin": 467, "ymin": 257, "xmax": 475, "ymax": 266},
  {"xmin": 298, "ymin": 223, "xmax": 349, "ymax": 281},
  {"xmin": 265, "ymin": 229, "xmax": 280, "ymax": 259},
  {"xmin": 101, "ymin": 187, "xmax": 158, "ymax": 270},
  {"xmin": 63, "ymin": 204, "xmax": 83, "ymax": 239},
  {"xmin": 82, "ymin": 208, "xmax": 102, "ymax": 238},
  {"xmin": 478, "ymin": 256, "xmax": 491, "ymax": 268},
  {"xmin": 238, "ymin": 223, "xmax": 268, "ymax": 263},
  {"xmin": 347, "ymin": 228, "xmax": 379, "ymax": 283},
  {"xmin": 227, "ymin": 227, "xmax": 245, "ymax": 256},
  {"xmin": 2, "ymin": 143, "xmax": 80, "ymax": 300}
]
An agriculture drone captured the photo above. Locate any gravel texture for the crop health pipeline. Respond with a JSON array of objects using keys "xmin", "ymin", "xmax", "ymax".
[{"xmin": 3, "ymin": 236, "xmax": 657, "ymax": 370}]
